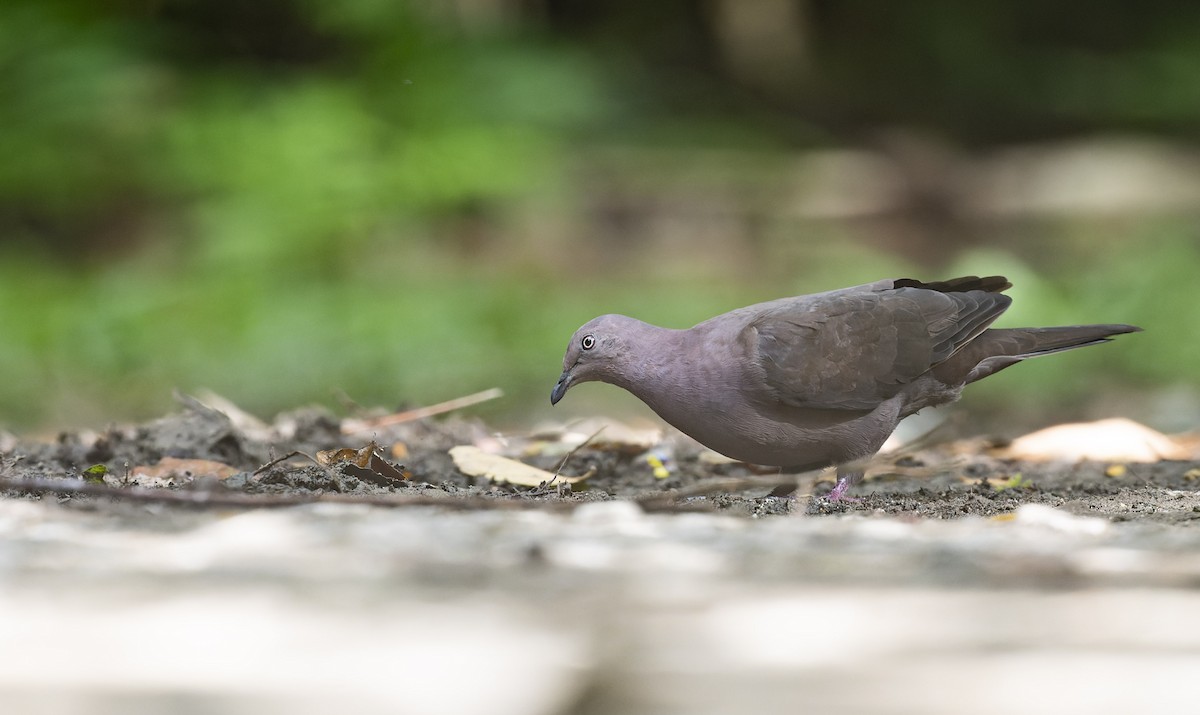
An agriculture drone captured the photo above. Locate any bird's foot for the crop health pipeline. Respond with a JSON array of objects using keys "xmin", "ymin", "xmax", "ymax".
[{"xmin": 824, "ymin": 472, "xmax": 863, "ymax": 503}]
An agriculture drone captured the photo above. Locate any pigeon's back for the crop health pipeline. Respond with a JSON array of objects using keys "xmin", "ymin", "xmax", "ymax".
[{"xmin": 730, "ymin": 277, "xmax": 1013, "ymax": 412}]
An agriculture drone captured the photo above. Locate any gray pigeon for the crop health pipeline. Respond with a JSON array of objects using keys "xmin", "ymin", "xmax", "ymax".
[{"xmin": 551, "ymin": 276, "xmax": 1140, "ymax": 500}]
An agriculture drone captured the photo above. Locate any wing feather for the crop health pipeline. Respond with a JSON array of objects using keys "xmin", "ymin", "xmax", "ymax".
[{"xmin": 746, "ymin": 278, "xmax": 1011, "ymax": 410}]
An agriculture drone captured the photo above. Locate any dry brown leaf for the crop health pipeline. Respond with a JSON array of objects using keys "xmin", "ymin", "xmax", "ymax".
[
  {"xmin": 449, "ymin": 446, "xmax": 587, "ymax": 487},
  {"xmin": 317, "ymin": 441, "xmax": 409, "ymax": 484},
  {"xmin": 365, "ymin": 450, "xmax": 408, "ymax": 481},
  {"xmin": 316, "ymin": 447, "xmax": 363, "ymax": 467},
  {"xmin": 994, "ymin": 418, "xmax": 1188, "ymax": 463},
  {"xmin": 316, "ymin": 441, "xmax": 385, "ymax": 469}
]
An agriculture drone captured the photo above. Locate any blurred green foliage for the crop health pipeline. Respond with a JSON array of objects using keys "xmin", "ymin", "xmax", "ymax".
[
  {"xmin": 1, "ymin": 0, "xmax": 607, "ymax": 426},
  {"xmin": 0, "ymin": 0, "xmax": 1196, "ymax": 429}
]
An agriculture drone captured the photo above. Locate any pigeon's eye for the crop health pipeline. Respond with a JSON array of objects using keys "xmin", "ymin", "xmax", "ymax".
[{"xmin": 581, "ymin": 334, "xmax": 596, "ymax": 351}]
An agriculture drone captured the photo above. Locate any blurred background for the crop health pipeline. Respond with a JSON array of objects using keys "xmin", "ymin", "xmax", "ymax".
[{"xmin": 2, "ymin": 0, "xmax": 1197, "ymax": 433}]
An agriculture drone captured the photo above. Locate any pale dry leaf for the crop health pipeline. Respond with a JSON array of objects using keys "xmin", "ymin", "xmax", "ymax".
[
  {"xmin": 582, "ymin": 423, "xmax": 661, "ymax": 454},
  {"xmin": 536, "ymin": 418, "xmax": 662, "ymax": 455},
  {"xmin": 1173, "ymin": 432, "xmax": 1200, "ymax": 456},
  {"xmin": 449, "ymin": 446, "xmax": 587, "ymax": 487},
  {"xmin": 127, "ymin": 457, "xmax": 240, "ymax": 486},
  {"xmin": 996, "ymin": 418, "xmax": 1188, "ymax": 463},
  {"xmin": 698, "ymin": 449, "xmax": 739, "ymax": 465},
  {"xmin": 191, "ymin": 389, "xmax": 274, "ymax": 440}
]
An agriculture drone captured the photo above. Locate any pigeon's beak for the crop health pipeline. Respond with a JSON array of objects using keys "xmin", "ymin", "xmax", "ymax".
[{"xmin": 550, "ymin": 370, "xmax": 572, "ymax": 405}]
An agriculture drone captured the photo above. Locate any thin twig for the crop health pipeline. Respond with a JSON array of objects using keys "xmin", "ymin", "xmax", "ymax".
[
  {"xmin": 331, "ymin": 388, "xmax": 364, "ymax": 413},
  {"xmin": 524, "ymin": 466, "xmax": 598, "ymax": 497},
  {"xmin": 884, "ymin": 413, "xmax": 962, "ymax": 458},
  {"xmin": 342, "ymin": 388, "xmax": 504, "ymax": 433},
  {"xmin": 513, "ymin": 426, "xmax": 608, "ymax": 497},
  {"xmin": 252, "ymin": 450, "xmax": 320, "ymax": 476},
  {"xmin": 0, "ymin": 476, "xmax": 577, "ymax": 512},
  {"xmin": 553, "ymin": 425, "xmax": 607, "ymax": 479}
]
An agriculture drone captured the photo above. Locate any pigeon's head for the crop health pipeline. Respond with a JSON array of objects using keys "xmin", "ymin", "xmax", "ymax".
[{"xmin": 551, "ymin": 314, "xmax": 636, "ymax": 405}]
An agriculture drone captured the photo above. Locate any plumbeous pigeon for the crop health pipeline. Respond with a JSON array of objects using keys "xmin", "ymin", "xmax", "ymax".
[{"xmin": 551, "ymin": 276, "xmax": 1140, "ymax": 500}]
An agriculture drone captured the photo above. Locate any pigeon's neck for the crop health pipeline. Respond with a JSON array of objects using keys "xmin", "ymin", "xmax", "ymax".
[
  {"xmin": 607, "ymin": 322, "xmax": 720, "ymax": 414},
  {"xmin": 607, "ymin": 322, "xmax": 689, "ymax": 397}
]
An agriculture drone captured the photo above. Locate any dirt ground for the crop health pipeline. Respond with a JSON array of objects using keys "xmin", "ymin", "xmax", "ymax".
[
  {"xmin": 6, "ymin": 401, "xmax": 1197, "ymax": 522},
  {"xmin": 3, "ymin": 402, "xmax": 1200, "ymax": 715}
]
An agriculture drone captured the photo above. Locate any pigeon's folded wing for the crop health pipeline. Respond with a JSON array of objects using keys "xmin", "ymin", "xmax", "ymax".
[{"xmin": 744, "ymin": 282, "xmax": 1012, "ymax": 411}]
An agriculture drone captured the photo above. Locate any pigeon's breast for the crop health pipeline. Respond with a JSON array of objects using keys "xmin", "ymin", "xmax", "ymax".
[{"xmin": 666, "ymin": 398, "xmax": 897, "ymax": 468}]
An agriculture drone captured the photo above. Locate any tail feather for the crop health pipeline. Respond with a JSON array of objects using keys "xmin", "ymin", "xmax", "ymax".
[
  {"xmin": 946, "ymin": 324, "xmax": 1141, "ymax": 385},
  {"xmin": 997, "ymin": 323, "xmax": 1140, "ymax": 356}
]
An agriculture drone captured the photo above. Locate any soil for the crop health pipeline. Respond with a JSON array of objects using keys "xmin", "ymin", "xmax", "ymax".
[{"xmin": 5, "ymin": 402, "xmax": 1197, "ymax": 524}]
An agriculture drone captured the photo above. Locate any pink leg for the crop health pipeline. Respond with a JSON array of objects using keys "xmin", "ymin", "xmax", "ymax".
[{"xmin": 825, "ymin": 469, "xmax": 863, "ymax": 503}]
